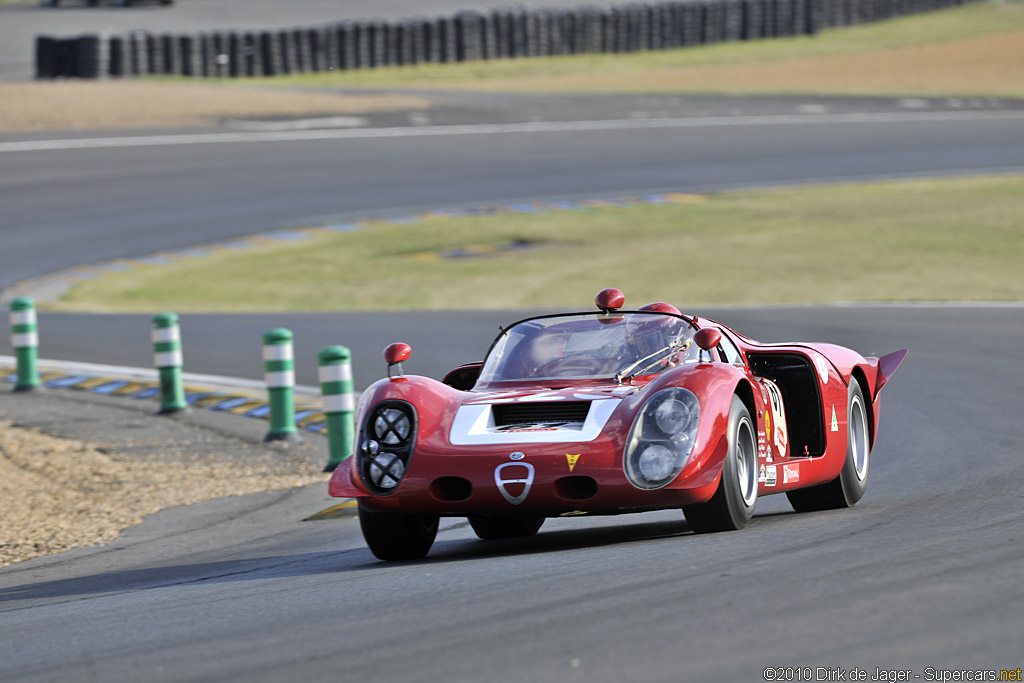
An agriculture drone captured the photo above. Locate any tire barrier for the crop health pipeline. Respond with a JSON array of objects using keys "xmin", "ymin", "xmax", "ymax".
[
  {"xmin": 152, "ymin": 312, "xmax": 187, "ymax": 415},
  {"xmin": 263, "ymin": 328, "xmax": 299, "ymax": 442},
  {"xmin": 9, "ymin": 298, "xmax": 40, "ymax": 392},
  {"xmin": 318, "ymin": 346, "xmax": 355, "ymax": 473},
  {"xmin": 34, "ymin": 0, "xmax": 977, "ymax": 79}
]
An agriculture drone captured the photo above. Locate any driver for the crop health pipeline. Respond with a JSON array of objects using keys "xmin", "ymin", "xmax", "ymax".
[{"xmin": 624, "ymin": 303, "xmax": 692, "ymax": 370}]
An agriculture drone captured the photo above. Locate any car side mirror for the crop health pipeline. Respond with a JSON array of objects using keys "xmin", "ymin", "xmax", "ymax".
[
  {"xmin": 384, "ymin": 342, "xmax": 411, "ymax": 378},
  {"xmin": 694, "ymin": 328, "xmax": 721, "ymax": 363}
]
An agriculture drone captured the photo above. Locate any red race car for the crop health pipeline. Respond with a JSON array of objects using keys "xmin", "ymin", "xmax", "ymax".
[{"xmin": 329, "ymin": 288, "xmax": 907, "ymax": 561}]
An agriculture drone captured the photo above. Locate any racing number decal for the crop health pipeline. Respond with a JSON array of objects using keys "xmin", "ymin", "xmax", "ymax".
[
  {"xmin": 763, "ymin": 381, "xmax": 789, "ymax": 459},
  {"xmin": 814, "ymin": 353, "xmax": 830, "ymax": 384}
]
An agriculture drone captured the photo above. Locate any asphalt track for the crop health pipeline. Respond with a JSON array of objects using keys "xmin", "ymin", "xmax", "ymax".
[
  {"xmin": 2, "ymin": 304, "xmax": 1023, "ymax": 683},
  {"xmin": 2, "ymin": 75, "xmax": 1024, "ymax": 683}
]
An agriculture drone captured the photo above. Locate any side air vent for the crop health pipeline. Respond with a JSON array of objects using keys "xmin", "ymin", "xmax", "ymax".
[{"xmin": 492, "ymin": 401, "xmax": 591, "ymax": 427}]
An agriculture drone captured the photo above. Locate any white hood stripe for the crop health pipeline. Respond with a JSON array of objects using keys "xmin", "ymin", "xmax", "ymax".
[{"xmin": 449, "ymin": 398, "xmax": 620, "ymax": 445}]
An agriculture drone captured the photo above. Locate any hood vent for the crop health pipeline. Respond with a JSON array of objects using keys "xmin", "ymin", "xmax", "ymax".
[{"xmin": 492, "ymin": 401, "xmax": 591, "ymax": 427}]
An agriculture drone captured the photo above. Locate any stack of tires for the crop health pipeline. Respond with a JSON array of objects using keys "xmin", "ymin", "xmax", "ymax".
[{"xmin": 40, "ymin": 0, "xmax": 174, "ymax": 7}]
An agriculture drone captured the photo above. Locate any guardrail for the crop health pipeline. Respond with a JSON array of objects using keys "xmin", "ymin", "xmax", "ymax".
[{"xmin": 35, "ymin": 0, "xmax": 976, "ymax": 79}]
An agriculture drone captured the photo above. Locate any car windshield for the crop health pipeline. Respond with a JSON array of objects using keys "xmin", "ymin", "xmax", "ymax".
[{"xmin": 477, "ymin": 312, "xmax": 699, "ymax": 386}]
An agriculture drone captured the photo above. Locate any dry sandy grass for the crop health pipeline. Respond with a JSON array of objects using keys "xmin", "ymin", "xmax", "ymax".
[
  {"xmin": 0, "ymin": 81, "xmax": 430, "ymax": 132},
  {"xmin": 266, "ymin": 4, "xmax": 1024, "ymax": 98},
  {"xmin": 469, "ymin": 30, "xmax": 1024, "ymax": 97},
  {"xmin": 0, "ymin": 420, "xmax": 326, "ymax": 567}
]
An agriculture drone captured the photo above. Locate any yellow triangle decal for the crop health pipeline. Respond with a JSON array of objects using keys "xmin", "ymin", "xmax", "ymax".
[{"xmin": 566, "ymin": 453, "xmax": 581, "ymax": 472}]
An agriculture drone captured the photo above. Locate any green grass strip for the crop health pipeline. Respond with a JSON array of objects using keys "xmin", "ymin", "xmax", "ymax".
[{"xmin": 53, "ymin": 175, "xmax": 1024, "ymax": 312}]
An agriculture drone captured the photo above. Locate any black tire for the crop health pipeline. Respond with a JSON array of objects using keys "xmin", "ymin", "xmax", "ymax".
[
  {"xmin": 358, "ymin": 504, "xmax": 438, "ymax": 561},
  {"xmin": 468, "ymin": 515, "xmax": 545, "ymax": 540},
  {"xmin": 683, "ymin": 396, "xmax": 757, "ymax": 533},
  {"xmin": 787, "ymin": 381, "xmax": 870, "ymax": 512}
]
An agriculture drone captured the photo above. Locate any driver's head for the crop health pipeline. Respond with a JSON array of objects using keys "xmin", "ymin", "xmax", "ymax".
[{"xmin": 626, "ymin": 303, "xmax": 685, "ymax": 357}]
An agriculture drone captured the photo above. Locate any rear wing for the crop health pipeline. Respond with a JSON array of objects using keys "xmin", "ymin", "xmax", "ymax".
[{"xmin": 869, "ymin": 349, "xmax": 908, "ymax": 399}]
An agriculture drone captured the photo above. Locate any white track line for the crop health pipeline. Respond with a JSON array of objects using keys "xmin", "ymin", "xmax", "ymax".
[{"xmin": 3, "ymin": 110, "xmax": 1024, "ymax": 153}]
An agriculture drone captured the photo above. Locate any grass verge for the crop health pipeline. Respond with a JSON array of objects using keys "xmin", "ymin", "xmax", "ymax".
[
  {"xmin": 242, "ymin": 4, "xmax": 1024, "ymax": 98},
  {"xmin": 53, "ymin": 175, "xmax": 1024, "ymax": 312}
]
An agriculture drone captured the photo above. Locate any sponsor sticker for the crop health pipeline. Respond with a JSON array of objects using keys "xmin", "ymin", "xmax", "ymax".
[
  {"xmin": 566, "ymin": 453, "xmax": 581, "ymax": 472},
  {"xmin": 765, "ymin": 465, "xmax": 777, "ymax": 487},
  {"xmin": 783, "ymin": 463, "xmax": 800, "ymax": 484},
  {"xmin": 758, "ymin": 464, "xmax": 767, "ymax": 483},
  {"xmin": 758, "ymin": 429, "xmax": 772, "ymax": 463},
  {"xmin": 831, "ymin": 405, "xmax": 839, "ymax": 432}
]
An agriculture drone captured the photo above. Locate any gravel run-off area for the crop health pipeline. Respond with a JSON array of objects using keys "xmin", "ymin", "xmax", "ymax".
[{"xmin": 0, "ymin": 389, "xmax": 331, "ymax": 567}]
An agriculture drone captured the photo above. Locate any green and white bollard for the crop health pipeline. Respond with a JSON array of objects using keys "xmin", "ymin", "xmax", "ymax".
[
  {"xmin": 319, "ymin": 345, "xmax": 355, "ymax": 473},
  {"xmin": 263, "ymin": 328, "xmax": 299, "ymax": 442},
  {"xmin": 9, "ymin": 297, "xmax": 40, "ymax": 392},
  {"xmin": 152, "ymin": 313, "xmax": 187, "ymax": 414}
]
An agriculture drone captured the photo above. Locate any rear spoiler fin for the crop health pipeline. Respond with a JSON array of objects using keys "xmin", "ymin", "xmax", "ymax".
[{"xmin": 873, "ymin": 349, "xmax": 908, "ymax": 398}]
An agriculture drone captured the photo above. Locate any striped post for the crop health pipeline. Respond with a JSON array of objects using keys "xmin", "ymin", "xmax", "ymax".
[
  {"xmin": 10, "ymin": 298, "xmax": 40, "ymax": 392},
  {"xmin": 264, "ymin": 328, "xmax": 298, "ymax": 442},
  {"xmin": 152, "ymin": 313, "xmax": 186, "ymax": 414},
  {"xmin": 319, "ymin": 345, "xmax": 355, "ymax": 472}
]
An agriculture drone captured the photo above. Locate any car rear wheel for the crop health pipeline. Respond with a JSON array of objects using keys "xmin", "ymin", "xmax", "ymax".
[
  {"xmin": 787, "ymin": 381, "xmax": 870, "ymax": 512},
  {"xmin": 683, "ymin": 396, "xmax": 757, "ymax": 533},
  {"xmin": 358, "ymin": 504, "xmax": 438, "ymax": 561},
  {"xmin": 468, "ymin": 515, "xmax": 544, "ymax": 540}
]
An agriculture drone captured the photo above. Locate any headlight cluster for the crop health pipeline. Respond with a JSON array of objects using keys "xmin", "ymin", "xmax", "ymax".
[
  {"xmin": 624, "ymin": 388, "xmax": 700, "ymax": 490},
  {"xmin": 360, "ymin": 400, "xmax": 416, "ymax": 493}
]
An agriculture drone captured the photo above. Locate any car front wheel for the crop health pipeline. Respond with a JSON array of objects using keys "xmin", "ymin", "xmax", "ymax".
[
  {"xmin": 358, "ymin": 504, "xmax": 438, "ymax": 561},
  {"xmin": 683, "ymin": 395, "xmax": 757, "ymax": 533}
]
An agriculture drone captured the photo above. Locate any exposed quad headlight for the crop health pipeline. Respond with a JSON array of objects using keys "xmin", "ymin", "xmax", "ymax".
[
  {"xmin": 374, "ymin": 407, "xmax": 411, "ymax": 445},
  {"xmin": 367, "ymin": 451, "xmax": 405, "ymax": 490},
  {"xmin": 625, "ymin": 388, "xmax": 700, "ymax": 490}
]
